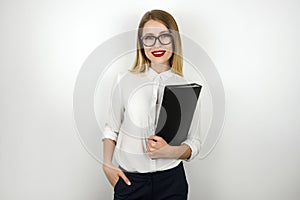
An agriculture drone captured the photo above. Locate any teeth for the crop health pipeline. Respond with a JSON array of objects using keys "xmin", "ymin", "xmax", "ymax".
[{"xmin": 153, "ymin": 51, "xmax": 165, "ymax": 55}]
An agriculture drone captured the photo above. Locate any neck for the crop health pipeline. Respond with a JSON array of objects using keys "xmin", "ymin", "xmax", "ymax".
[{"xmin": 150, "ymin": 63, "xmax": 171, "ymax": 73}]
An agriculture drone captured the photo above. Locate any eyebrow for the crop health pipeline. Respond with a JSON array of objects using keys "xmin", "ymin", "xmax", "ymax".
[{"xmin": 143, "ymin": 30, "xmax": 170, "ymax": 36}]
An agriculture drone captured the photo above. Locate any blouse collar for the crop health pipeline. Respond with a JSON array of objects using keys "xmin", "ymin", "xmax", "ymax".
[{"xmin": 146, "ymin": 66, "xmax": 174, "ymax": 82}]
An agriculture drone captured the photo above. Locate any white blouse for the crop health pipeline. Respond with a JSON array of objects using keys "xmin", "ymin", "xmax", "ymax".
[{"xmin": 102, "ymin": 66, "xmax": 202, "ymax": 173}]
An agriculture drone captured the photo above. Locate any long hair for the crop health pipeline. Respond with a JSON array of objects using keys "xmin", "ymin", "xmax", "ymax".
[{"xmin": 129, "ymin": 9, "xmax": 183, "ymax": 76}]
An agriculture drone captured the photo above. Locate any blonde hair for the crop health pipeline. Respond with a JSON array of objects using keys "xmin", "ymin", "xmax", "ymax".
[{"xmin": 129, "ymin": 9, "xmax": 183, "ymax": 76}]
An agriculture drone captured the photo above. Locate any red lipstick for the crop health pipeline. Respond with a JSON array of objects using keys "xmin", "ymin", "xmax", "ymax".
[{"xmin": 151, "ymin": 50, "xmax": 166, "ymax": 57}]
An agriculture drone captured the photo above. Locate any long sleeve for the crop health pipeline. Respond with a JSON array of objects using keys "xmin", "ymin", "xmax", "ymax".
[
  {"xmin": 102, "ymin": 74, "xmax": 124, "ymax": 142},
  {"xmin": 181, "ymin": 97, "xmax": 203, "ymax": 161},
  {"xmin": 100, "ymin": 67, "xmax": 204, "ymax": 172}
]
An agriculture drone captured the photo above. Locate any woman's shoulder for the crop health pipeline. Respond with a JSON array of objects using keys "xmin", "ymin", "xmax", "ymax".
[
  {"xmin": 168, "ymin": 72, "xmax": 191, "ymax": 84},
  {"xmin": 114, "ymin": 69, "xmax": 146, "ymax": 85}
]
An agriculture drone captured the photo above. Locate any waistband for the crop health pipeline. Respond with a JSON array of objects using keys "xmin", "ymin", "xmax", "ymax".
[{"xmin": 119, "ymin": 161, "xmax": 183, "ymax": 176}]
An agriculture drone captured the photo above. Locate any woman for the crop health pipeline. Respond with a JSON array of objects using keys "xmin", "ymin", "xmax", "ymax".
[{"xmin": 102, "ymin": 9, "xmax": 201, "ymax": 200}]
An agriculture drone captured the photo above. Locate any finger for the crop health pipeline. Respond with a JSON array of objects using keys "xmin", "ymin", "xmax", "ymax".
[
  {"xmin": 112, "ymin": 176, "xmax": 120, "ymax": 187},
  {"xmin": 146, "ymin": 150, "xmax": 155, "ymax": 159},
  {"xmin": 147, "ymin": 143, "xmax": 155, "ymax": 152},
  {"xmin": 147, "ymin": 139, "xmax": 156, "ymax": 148},
  {"xmin": 149, "ymin": 135, "xmax": 163, "ymax": 142},
  {"xmin": 146, "ymin": 140, "xmax": 151, "ymax": 152},
  {"xmin": 119, "ymin": 172, "xmax": 131, "ymax": 186},
  {"xmin": 148, "ymin": 135, "xmax": 156, "ymax": 140},
  {"xmin": 148, "ymin": 140, "xmax": 158, "ymax": 151},
  {"xmin": 148, "ymin": 135, "xmax": 158, "ymax": 142}
]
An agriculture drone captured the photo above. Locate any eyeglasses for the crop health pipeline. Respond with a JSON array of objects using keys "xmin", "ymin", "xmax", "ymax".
[{"xmin": 140, "ymin": 33, "xmax": 173, "ymax": 47}]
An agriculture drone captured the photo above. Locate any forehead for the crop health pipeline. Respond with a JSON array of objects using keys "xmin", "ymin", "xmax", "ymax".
[{"xmin": 142, "ymin": 20, "xmax": 169, "ymax": 35}]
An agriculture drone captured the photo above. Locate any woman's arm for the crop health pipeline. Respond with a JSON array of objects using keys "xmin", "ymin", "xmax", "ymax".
[
  {"xmin": 147, "ymin": 90, "xmax": 203, "ymax": 161},
  {"xmin": 169, "ymin": 144, "xmax": 192, "ymax": 160},
  {"xmin": 102, "ymin": 73, "xmax": 131, "ymax": 186},
  {"xmin": 102, "ymin": 138, "xmax": 131, "ymax": 186},
  {"xmin": 103, "ymin": 138, "xmax": 116, "ymax": 165},
  {"xmin": 146, "ymin": 135, "xmax": 192, "ymax": 160}
]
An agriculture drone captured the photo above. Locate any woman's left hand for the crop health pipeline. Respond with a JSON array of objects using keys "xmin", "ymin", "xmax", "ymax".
[{"xmin": 146, "ymin": 135, "xmax": 171, "ymax": 159}]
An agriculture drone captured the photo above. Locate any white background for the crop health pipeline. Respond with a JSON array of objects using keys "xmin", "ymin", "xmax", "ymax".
[{"xmin": 1, "ymin": 0, "xmax": 300, "ymax": 199}]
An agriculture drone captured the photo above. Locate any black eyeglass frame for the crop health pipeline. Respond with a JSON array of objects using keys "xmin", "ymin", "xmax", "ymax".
[{"xmin": 140, "ymin": 33, "xmax": 173, "ymax": 47}]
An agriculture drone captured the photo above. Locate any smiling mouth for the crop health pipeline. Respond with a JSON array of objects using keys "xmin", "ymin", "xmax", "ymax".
[{"xmin": 151, "ymin": 50, "xmax": 166, "ymax": 57}]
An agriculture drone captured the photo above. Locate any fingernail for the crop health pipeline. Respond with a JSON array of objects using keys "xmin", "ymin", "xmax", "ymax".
[{"xmin": 128, "ymin": 182, "xmax": 131, "ymax": 186}]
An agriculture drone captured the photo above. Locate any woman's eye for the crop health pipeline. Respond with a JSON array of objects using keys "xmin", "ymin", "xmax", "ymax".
[
  {"xmin": 161, "ymin": 34, "xmax": 171, "ymax": 39},
  {"xmin": 144, "ymin": 36, "xmax": 154, "ymax": 40}
]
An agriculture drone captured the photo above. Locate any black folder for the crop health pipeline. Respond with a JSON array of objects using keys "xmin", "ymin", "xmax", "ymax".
[{"xmin": 155, "ymin": 83, "xmax": 202, "ymax": 146}]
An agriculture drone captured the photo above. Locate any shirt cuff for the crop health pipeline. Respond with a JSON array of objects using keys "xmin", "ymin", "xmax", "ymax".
[
  {"xmin": 102, "ymin": 125, "xmax": 118, "ymax": 142},
  {"xmin": 181, "ymin": 139, "xmax": 201, "ymax": 162}
]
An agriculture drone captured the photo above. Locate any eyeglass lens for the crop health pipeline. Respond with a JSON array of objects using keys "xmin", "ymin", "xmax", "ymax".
[{"xmin": 141, "ymin": 34, "xmax": 172, "ymax": 47}]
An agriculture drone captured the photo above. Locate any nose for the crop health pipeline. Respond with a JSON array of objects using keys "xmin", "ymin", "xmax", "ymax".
[{"xmin": 153, "ymin": 38, "xmax": 162, "ymax": 48}]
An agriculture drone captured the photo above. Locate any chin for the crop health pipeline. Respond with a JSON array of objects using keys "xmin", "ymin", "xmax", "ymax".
[
  {"xmin": 150, "ymin": 57, "xmax": 172, "ymax": 64},
  {"xmin": 151, "ymin": 61, "xmax": 169, "ymax": 66}
]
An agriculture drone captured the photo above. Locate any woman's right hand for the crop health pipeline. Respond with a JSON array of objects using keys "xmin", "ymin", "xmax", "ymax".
[{"xmin": 102, "ymin": 163, "xmax": 131, "ymax": 187}]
